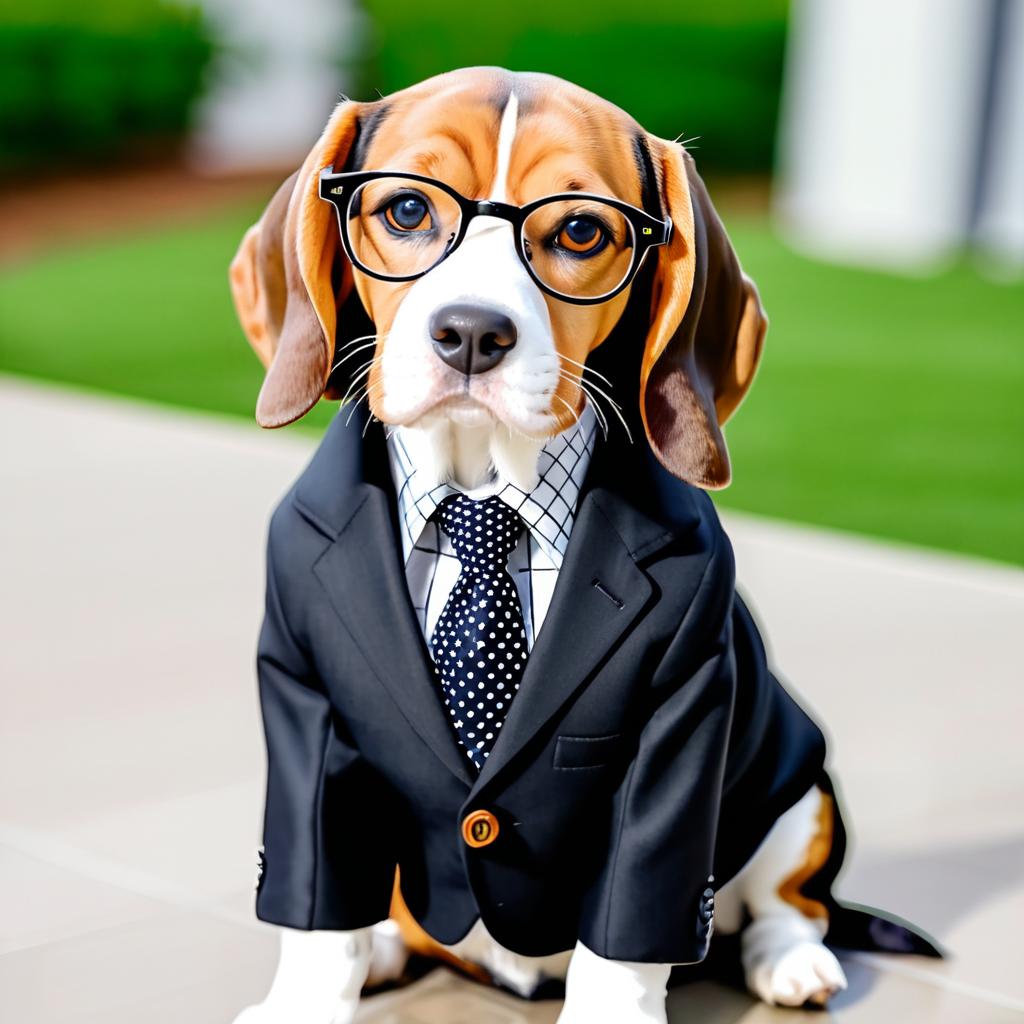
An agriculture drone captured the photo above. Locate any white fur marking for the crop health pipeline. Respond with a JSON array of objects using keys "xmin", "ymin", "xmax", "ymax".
[
  {"xmin": 378, "ymin": 87, "xmax": 552, "ymax": 487},
  {"xmin": 713, "ymin": 786, "xmax": 849, "ymax": 1007},
  {"xmin": 490, "ymin": 91, "xmax": 518, "ymax": 203}
]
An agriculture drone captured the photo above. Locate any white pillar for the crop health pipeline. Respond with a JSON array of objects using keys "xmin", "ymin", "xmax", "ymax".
[
  {"xmin": 975, "ymin": 0, "xmax": 1024, "ymax": 272},
  {"xmin": 775, "ymin": 0, "xmax": 989, "ymax": 272},
  {"xmin": 188, "ymin": 0, "xmax": 362, "ymax": 174}
]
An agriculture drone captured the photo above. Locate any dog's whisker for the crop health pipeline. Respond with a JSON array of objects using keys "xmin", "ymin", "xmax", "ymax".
[
  {"xmin": 343, "ymin": 393, "xmax": 365, "ymax": 426},
  {"xmin": 553, "ymin": 394, "xmax": 581, "ymax": 429},
  {"xmin": 349, "ymin": 375, "xmax": 382, "ymax": 401},
  {"xmin": 576, "ymin": 373, "xmax": 632, "ymax": 443},
  {"xmin": 342, "ymin": 379, "xmax": 385, "ymax": 430},
  {"xmin": 344, "ymin": 386, "xmax": 372, "ymax": 426},
  {"xmin": 601, "ymin": 394, "xmax": 633, "ymax": 443},
  {"xmin": 585, "ymin": 399, "xmax": 611, "ymax": 440},
  {"xmin": 591, "ymin": 395, "xmax": 631, "ymax": 443},
  {"xmin": 560, "ymin": 370, "xmax": 626, "ymax": 442},
  {"xmin": 557, "ymin": 354, "xmax": 615, "ymax": 389},
  {"xmin": 333, "ymin": 333, "xmax": 379, "ymax": 356},
  {"xmin": 563, "ymin": 371, "xmax": 624, "ymax": 414},
  {"xmin": 331, "ymin": 332, "xmax": 390, "ymax": 376},
  {"xmin": 360, "ymin": 383, "xmax": 387, "ymax": 436},
  {"xmin": 330, "ymin": 341, "xmax": 379, "ymax": 375},
  {"xmin": 341, "ymin": 387, "xmax": 369, "ymax": 421},
  {"xmin": 561, "ymin": 369, "xmax": 629, "ymax": 430},
  {"xmin": 340, "ymin": 377, "xmax": 371, "ymax": 410},
  {"xmin": 337, "ymin": 331, "xmax": 378, "ymax": 347},
  {"xmin": 339, "ymin": 359, "xmax": 379, "ymax": 407},
  {"xmin": 555, "ymin": 369, "xmax": 594, "ymax": 403},
  {"xmin": 570, "ymin": 377, "xmax": 610, "ymax": 439}
]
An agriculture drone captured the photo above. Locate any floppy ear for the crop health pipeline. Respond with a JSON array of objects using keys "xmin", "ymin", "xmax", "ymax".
[
  {"xmin": 229, "ymin": 101, "xmax": 362, "ymax": 428},
  {"xmin": 639, "ymin": 141, "xmax": 767, "ymax": 488}
]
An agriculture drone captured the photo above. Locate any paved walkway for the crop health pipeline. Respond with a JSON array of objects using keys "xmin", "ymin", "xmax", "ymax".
[{"xmin": 1, "ymin": 377, "xmax": 1022, "ymax": 1023}]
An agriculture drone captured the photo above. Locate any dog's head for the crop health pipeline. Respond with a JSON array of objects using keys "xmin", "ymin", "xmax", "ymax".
[{"xmin": 230, "ymin": 67, "xmax": 766, "ymax": 490}]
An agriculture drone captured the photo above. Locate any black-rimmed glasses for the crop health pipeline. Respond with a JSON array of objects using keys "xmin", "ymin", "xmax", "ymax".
[{"xmin": 319, "ymin": 168, "xmax": 671, "ymax": 305}]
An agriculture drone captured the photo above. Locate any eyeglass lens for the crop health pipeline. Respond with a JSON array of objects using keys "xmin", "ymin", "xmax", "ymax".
[
  {"xmin": 343, "ymin": 176, "xmax": 637, "ymax": 299},
  {"xmin": 346, "ymin": 177, "xmax": 462, "ymax": 279},
  {"xmin": 521, "ymin": 199, "xmax": 635, "ymax": 299}
]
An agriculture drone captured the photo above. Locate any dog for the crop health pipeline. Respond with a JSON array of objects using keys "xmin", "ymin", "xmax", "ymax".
[{"xmin": 228, "ymin": 68, "xmax": 939, "ymax": 1024}]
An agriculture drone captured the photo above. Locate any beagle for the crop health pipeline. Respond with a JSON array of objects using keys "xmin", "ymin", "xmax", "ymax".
[{"xmin": 229, "ymin": 68, "xmax": 938, "ymax": 1024}]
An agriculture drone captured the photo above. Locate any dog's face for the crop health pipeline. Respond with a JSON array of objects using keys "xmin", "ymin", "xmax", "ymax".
[{"xmin": 231, "ymin": 67, "xmax": 766, "ymax": 489}]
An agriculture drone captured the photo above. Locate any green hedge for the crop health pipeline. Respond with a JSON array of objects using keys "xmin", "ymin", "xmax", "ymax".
[
  {"xmin": 354, "ymin": 0, "xmax": 789, "ymax": 173},
  {"xmin": 0, "ymin": 0, "xmax": 213, "ymax": 172}
]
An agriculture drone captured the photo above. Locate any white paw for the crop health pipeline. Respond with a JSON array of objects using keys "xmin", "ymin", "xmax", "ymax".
[
  {"xmin": 747, "ymin": 940, "xmax": 847, "ymax": 1008},
  {"xmin": 365, "ymin": 919, "xmax": 410, "ymax": 986}
]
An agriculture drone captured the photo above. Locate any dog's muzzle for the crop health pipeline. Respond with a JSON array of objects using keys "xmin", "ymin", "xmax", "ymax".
[{"xmin": 429, "ymin": 302, "xmax": 519, "ymax": 376}]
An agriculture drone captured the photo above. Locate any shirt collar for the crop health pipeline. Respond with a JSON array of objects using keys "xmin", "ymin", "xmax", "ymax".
[{"xmin": 388, "ymin": 403, "xmax": 598, "ymax": 569}]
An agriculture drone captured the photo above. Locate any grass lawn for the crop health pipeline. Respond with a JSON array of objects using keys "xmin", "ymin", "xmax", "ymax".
[{"xmin": 1, "ymin": 201, "xmax": 1021, "ymax": 565}]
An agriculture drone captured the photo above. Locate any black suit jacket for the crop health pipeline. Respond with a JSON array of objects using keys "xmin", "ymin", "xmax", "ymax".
[{"xmin": 253, "ymin": 410, "xmax": 836, "ymax": 965}]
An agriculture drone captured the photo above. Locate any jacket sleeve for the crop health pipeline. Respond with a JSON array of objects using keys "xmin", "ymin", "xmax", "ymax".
[
  {"xmin": 255, "ymin": 515, "xmax": 397, "ymax": 931},
  {"xmin": 578, "ymin": 523, "xmax": 737, "ymax": 964}
]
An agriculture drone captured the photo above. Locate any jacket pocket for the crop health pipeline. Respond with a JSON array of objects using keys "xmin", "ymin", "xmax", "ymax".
[{"xmin": 553, "ymin": 733, "xmax": 624, "ymax": 770}]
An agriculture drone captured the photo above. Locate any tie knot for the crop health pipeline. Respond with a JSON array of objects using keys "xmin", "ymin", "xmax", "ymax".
[{"xmin": 435, "ymin": 494, "xmax": 524, "ymax": 574}]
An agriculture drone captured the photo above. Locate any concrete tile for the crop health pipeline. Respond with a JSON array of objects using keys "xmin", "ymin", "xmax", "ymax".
[
  {"xmin": 357, "ymin": 962, "xmax": 1024, "ymax": 1024},
  {"xmin": 0, "ymin": 845, "xmax": 165, "ymax": 955},
  {"xmin": 210, "ymin": 885, "xmax": 265, "ymax": 928},
  {"xmin": 0, "ymin": 692, "xmax": 265, "ymax": 833},
  {"xmin": 0, "ymin": 384, "xmax": 300, "ymax": 833},
  {"xmin": 674, "ymin": 957, "xmax": 1023, "ymax": 1022},
  {"xmin": 723, "ymin": 510, "xmax": 1024, "ymax": 1001},
  {"xmin": 826, "ymin": 956, "xmax": 1024, "ymax": 1024},
  {"xmin": 722, "ymin": 510, "xmax": 1024, "ymax": 839},
  {"xmin": 0, "ymin": 907, "xmax": 279, "ymax": 1024},
  {"xmin": 3, "ymin": 379, "xmax": 1023, "ymax": 1022},
  {"xmin": 52, "ymin": 780, "xmax": 265, "ymax": 904},
  {"xmin": 669, "ymin": 959, "xmax": 1023, "ymax": 1023}
]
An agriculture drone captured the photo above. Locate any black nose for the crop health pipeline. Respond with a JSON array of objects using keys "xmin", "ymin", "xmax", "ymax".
[{"xmin": 429, "ymin": 303, "xmax": 518, "ymax": 375}]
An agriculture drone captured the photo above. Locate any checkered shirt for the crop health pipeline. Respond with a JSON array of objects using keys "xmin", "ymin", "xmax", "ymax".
[{"xmin": 387, "ymin": 404, "xmax": 599, "ymax": 649}]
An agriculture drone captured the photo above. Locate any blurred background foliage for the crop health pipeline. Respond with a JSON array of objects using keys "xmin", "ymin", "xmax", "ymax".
[
  {"xmin": 0, "ymin": 0, "xmax": 789, "ymax": 177},
  {"xmin": 355, "ymin": 0, "xmax": 788, "ymax": 173},
  {"xmin": 0, "ymin": 0, "xmax": 1020, "ymax": 566},
  {"xmin": 0, "ymin": 0, "xmax": 213, "ymax": 172},
  {"xmin": 2, "ymin": 199, "xmax": 1019, "ymax": 564}
]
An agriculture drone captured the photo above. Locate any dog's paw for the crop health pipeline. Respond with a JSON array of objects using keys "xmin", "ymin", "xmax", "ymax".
[
  {"xmin": 364, "ymin": 919, "xmax": 410, "ymax": 987},
  {"xmin": 746, "ymin": 940, "xmax": 847, "ymax": 1008}
]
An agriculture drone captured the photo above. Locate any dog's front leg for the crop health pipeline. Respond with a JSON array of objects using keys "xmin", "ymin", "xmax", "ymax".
[
  {"xmin": 233, "ymin": 927, "xmax": 373, "ymax": 1024},
  {"xmin": 557, "ymin": 943, "xmax": 670, "ymax": 1024}
]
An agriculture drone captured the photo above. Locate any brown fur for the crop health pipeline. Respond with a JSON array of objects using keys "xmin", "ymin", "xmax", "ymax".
[
  {"xmin": 229, "ymin": 103, "xmax": 362, "ymax": 427},
  {"xmin": 777, "ymin": 792, "xmax": 834, "ymax": 921},
  {"xmin": 388, "ymin": 871, "xmax": 491, "ymax": 983},
  {"xmin": 229, "ymin": 67, "xmax": 768, "ymax": 488}
]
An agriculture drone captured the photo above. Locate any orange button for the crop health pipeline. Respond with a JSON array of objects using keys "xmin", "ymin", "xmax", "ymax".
[{"xmin": 462, "ymin": 809, "xmax": 500, "ymax": 848}]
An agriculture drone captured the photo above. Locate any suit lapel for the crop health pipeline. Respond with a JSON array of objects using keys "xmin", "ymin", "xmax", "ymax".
[
  {"xmin": 472, "ymin": 488, "xmax": 660, "ymax": 794},
  {"xmin": 303, "ymin": 415, "xmax": 476, "ymax": 789}
]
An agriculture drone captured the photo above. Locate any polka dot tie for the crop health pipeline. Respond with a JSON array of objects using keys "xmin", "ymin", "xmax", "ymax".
[{"xmin": 430, "ymin": 494, "xmax": 528, "ymax": 771}]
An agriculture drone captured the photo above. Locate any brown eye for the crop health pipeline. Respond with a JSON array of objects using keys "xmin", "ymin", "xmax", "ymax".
[
  {"xmin": 384, "ymin": 194, "xmax": 431, "ymax": 232},
  {"xmin": 557, "ymin": 216, "xmax": 607, "ymax": 255}
]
